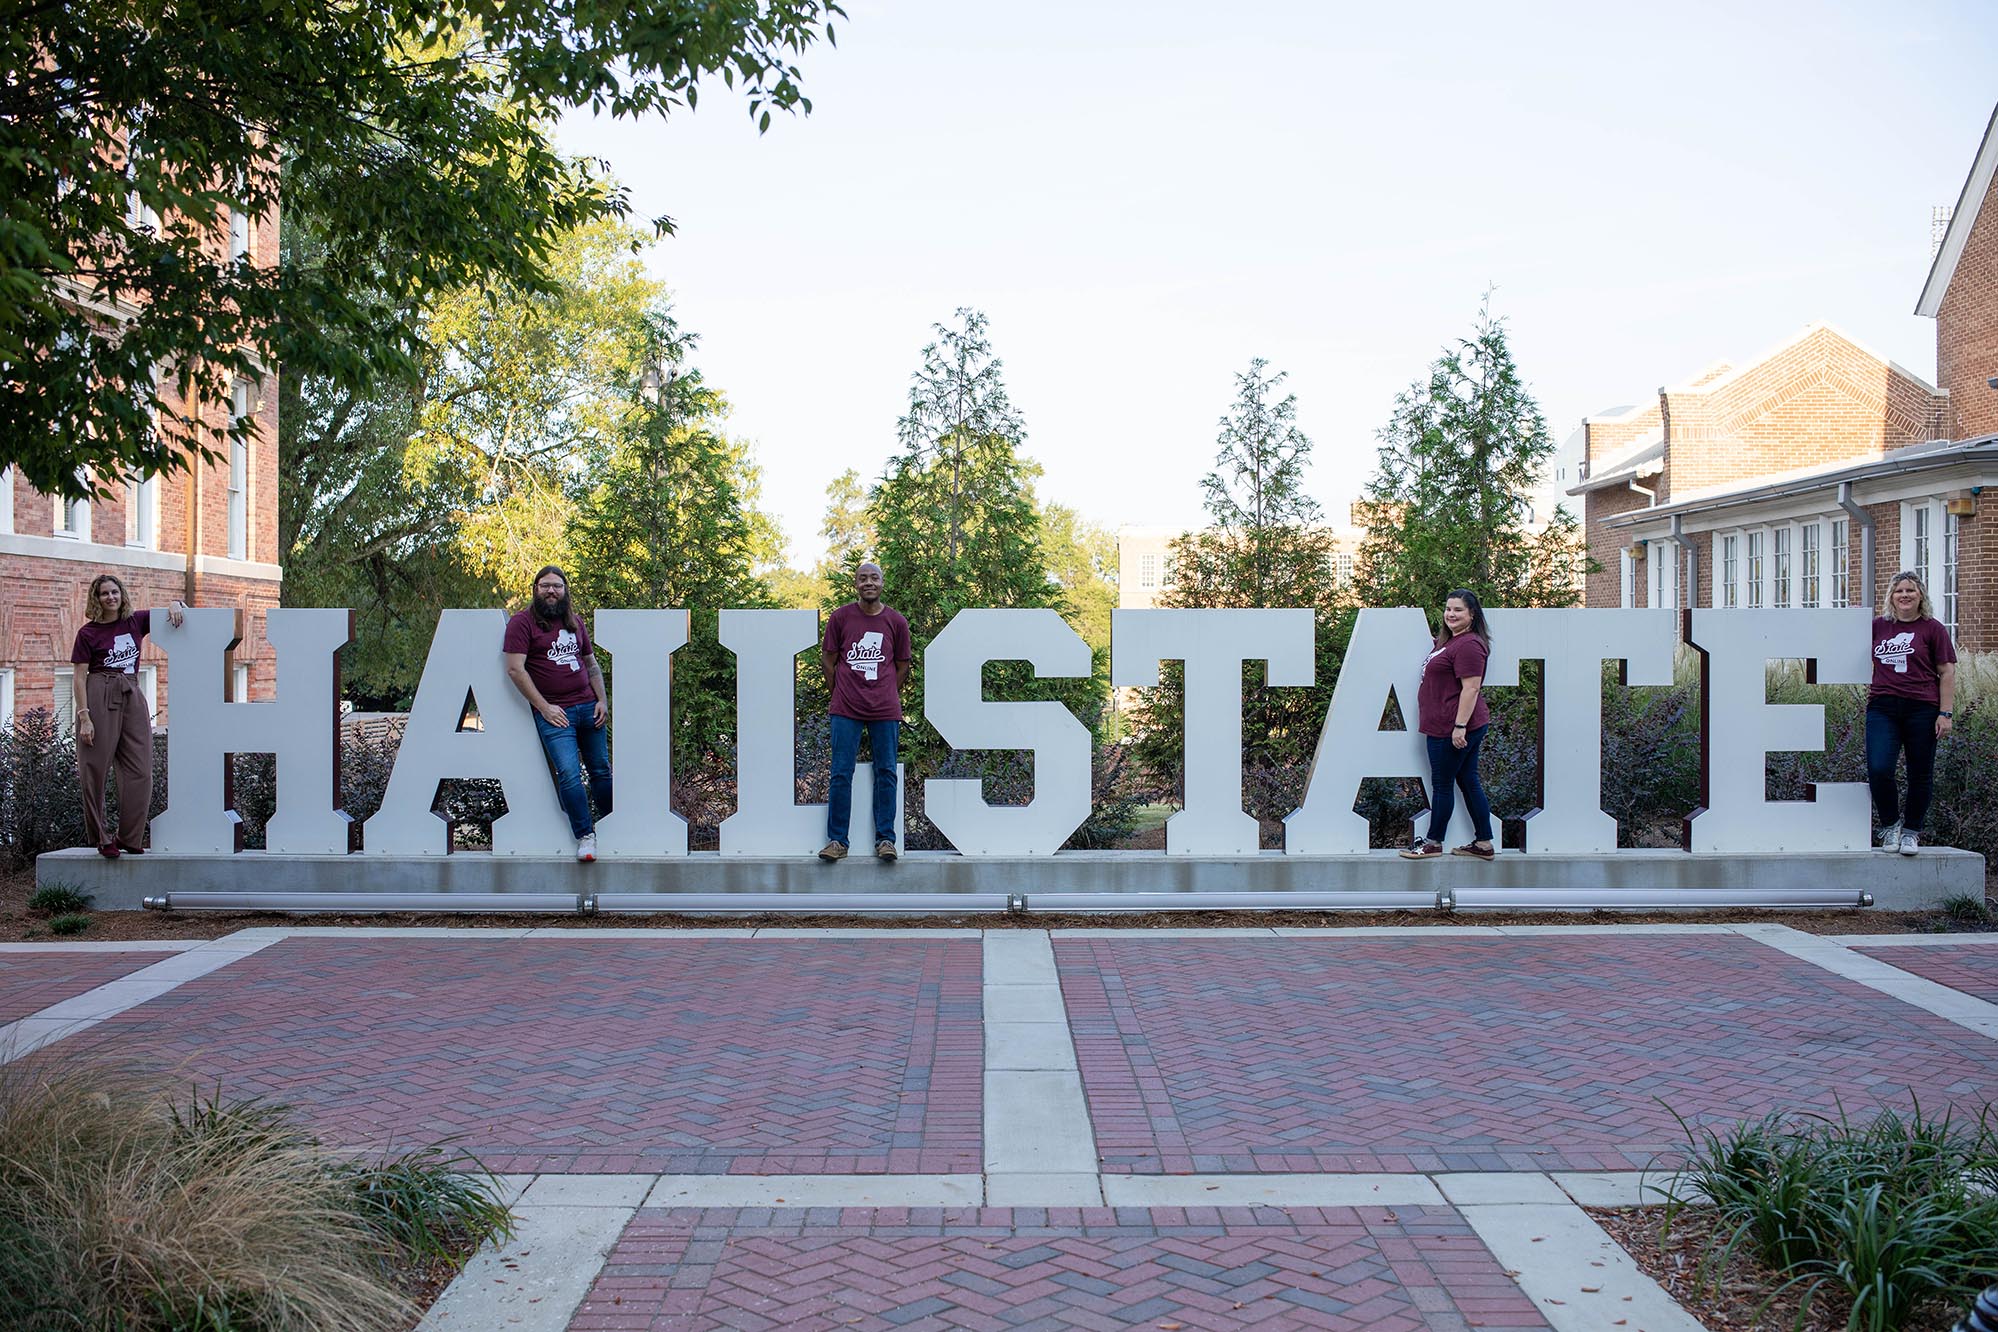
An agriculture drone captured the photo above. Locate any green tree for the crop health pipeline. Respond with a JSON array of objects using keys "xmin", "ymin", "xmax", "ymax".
[
  {"xmin": 2, "ymin": 0, "xmax": 841, "ymax": 497},
  {"xmin": 1356, "ymin": 298, "xmax": 1589, "ymax": 612},
  {"xmin": 868, "ymin": 308, "xmax": 1099, "ymax": 758},
  {"xmin": 815, "ymin": 468, "xmax": 876, "ymax": 581},
  {"xmin": 1038, "ymin": 503, "xmax": 1117, "ymax": 659},
  {"xmin": 569, "ymin": 313, "xmax": 776, "ymax": 763},
  {"xmin": 1129, "ymin": 360, "xmax": 1346, "ymax": 817}
]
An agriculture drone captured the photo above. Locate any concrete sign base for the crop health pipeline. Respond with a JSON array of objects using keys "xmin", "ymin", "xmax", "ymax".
[{"xmin": 36, "ymin": 846, "xmax": 1981, "ymax": 914}]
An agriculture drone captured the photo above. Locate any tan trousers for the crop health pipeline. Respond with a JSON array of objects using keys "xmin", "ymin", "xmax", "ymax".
[{"xmin": 77, "ymin": 671, "xmax": 153, "ymax": 850}]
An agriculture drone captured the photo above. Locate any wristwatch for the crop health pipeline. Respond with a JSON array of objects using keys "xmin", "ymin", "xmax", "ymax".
[{"xmin": 1940, "ymin": 710, "xmax": 1953, "ymax": 718}]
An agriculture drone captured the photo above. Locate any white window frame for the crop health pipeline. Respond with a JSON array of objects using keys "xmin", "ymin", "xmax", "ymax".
[
  {"xmin": 1745, "ymin": 530, "xmax": 1765, "ymax": 608},
  {"xmin": 1942, "ymin": 511, "xmax": 1960, "ymax": 641},
  {"xmin": 230, "ymin": 177, "xmax": 251, "ymax": 262},
  {"xmin": 1799, "ymin": 520, "xmax": 1821, "ymax": 609},
  {"xmin": 54, "ymin": 666, "xmax": 77, "ymax": 734},
  {"xmin": 1771, "ymin": 526, "xmax": 1792, "ymax": 608},
  {"xmin": 0, "ymin": 464, "xmax": 12, "ymax": 535},
  {"xmin": 1718, "ymin": 532, "xmax": 1740, "ymax": 609},
  {"xmin": 231, "ymin": 662, "xmax": 250, "ymax": 703},
  {"xmin": 1646, "ymin": 539, "xmax": 1677, "ymax": 609},
  {"xmin": 1335, "ymin": 552, "xmax": 1353, "ymax": 587},
  {"xmin": 228, "ymin": 379, "xmax": 252, "ymax": 560},
  {"xmin": 1619, "ymin": 548, "xmax": 1635, "ymax": 608},
  {"xmin": 126, "ymin": 472, "xmax": 158, "ymax": 549},
  {"xmin": 0, "ymin": 667, "xmax": 13, "ymax": 729},
  {"xmin": 1904, "ymin": 501, "xmax": 1933, "ymax": 586},
  {"xmin": 138, "ymin": 664, "xmax": 157, "ymax": 720},
  {"xmin": 54, "ymin": 476, "xmax": 90, "ymax": 541},
  {"xmin": 124, "ymin": 115, "xmax": 159, "ymax": 235},
  {"xmin": 1139, "ymin": 553, "xmax": 1158, "ymax": 590},
  {"xmin": 1830, "ymin": 518, "xmax": 1850, "ymax": 608}
]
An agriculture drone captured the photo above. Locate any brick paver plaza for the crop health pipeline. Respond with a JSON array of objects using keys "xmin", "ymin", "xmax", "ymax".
[{"xmin": 5, "ymin": 925, "xmax": 1994, "ymax": 1330}]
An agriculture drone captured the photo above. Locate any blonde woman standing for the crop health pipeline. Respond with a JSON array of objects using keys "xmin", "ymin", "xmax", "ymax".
[
  {"xmin": 1867, "ymin": 571, "xmax": 1955, "ymax": 856},
  {"xmin": 70, "ymin": 574, "xmax": 183, "ymax": 857}
]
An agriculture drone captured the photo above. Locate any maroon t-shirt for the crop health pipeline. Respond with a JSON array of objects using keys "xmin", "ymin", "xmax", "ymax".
[
  {"xmin": 1870, "ymin": 615, "xmax": 1956, "ymax": 704},
  {"xmin": 71, "ymin": 610, "xmax": 151, "ymax": 674},
  {"xmin": 502, "ymin": 610, "xmax": 598, "ymax": 707},
  {"xmin": 1417, "ymin": 633, "xmax": 1491, "ymax": 738},
  {"xmin": 824, "ymin": 603, "xmax": 911, "ymax": 722}
]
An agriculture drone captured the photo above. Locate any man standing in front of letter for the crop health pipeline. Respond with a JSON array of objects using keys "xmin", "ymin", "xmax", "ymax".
[
  {"xmin": 503, "ymin": 565, "xmax": 611, "ymax": 862},
  {"xmin": 820, "ymin": 562, "xmax": 912, "ymax": 862}
]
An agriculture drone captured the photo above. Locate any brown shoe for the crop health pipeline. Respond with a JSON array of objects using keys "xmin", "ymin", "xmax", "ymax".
[
  {"xmin": 1452, "ymin": 842, "xmax": 1496, "ymax": 861},
  {"xmin": 818, "ymin": 840, "xmax": 848, "ymax": 862},
  {"xmin": 1398, "ymin": 840, "xmax": 1443, "ymax": 860},
  {"xmin": 875, "ymin": 840, "xmax": 898, "ymax": 862}
]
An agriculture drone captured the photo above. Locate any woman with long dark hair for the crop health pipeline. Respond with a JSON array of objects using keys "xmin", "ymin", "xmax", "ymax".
[
  {"xmin": 1401, "ymin": 588, "xmax": 1496, "ymax": 861},
  {"xmin": 1867, "ymin": 570, "xmax": 1955, "ymax": 856},
  {"xmin": 71, "ymin": 573, "xmax": 183, "ymax": 857}
]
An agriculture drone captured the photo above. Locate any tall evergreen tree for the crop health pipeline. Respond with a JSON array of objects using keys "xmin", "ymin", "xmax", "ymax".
[
  {"xmin": 1356, "ymin": 298, "xmax": 1589, "ymax": 611},
  {"xmin": 1131, "ymin": 360, "xmax": 1345, "ymax": 809}
]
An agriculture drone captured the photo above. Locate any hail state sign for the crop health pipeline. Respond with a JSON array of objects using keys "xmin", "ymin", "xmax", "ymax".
[{"xmin": 146, "ymin": 605, "xmax": 1873, "ymax": 859}]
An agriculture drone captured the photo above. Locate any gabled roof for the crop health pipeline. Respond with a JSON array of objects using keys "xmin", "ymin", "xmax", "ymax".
[{"xmin": 1917, "ymin": 102, "xmax": 1998, "ymax": 318}]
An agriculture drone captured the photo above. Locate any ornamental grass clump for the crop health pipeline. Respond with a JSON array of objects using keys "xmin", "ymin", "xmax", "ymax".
[
  {"xmin": 0, "ymin": 1057, "xmax": 512, "ymax": 1332},
  {"xmin": 1660, "ymin": 1102, "xmax": 1998, "ymax": 1332}
]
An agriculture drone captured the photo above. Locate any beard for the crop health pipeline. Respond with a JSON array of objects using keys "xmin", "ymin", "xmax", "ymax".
[{"xmin": 535, "ymin": 591, "xmax": 572, "ymax": 626}]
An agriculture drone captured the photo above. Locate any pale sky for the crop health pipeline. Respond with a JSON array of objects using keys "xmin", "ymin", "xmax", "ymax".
[{"xmin": 555, "ymin": 0, "xmax": 1998, "ymax": 568}]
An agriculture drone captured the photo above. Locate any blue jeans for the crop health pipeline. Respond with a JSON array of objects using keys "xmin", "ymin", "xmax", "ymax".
[
  {"xmin": 1425, "ymin": 725, "xmax": 1493, "ymax": 844},
  {"xmin": 1866, "ymin": 696, "xmax": 1939, "ymax": 833},
  {"xmin": 534, "ymin": 703, "xmax": 611, "ymax": 838},
  {"xmin": 827, "ymin": 714, "xmax": 898, "ymax": 846}
]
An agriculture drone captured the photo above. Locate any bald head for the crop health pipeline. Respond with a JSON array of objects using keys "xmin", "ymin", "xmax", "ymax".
[{"xmin": 854, "ymin": 562, "xmax": 884, "ymax": 607}]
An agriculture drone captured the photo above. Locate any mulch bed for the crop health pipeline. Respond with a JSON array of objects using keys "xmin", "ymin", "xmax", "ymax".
[{"xmin": 1591, "ymin": 1206, "xmax": 1962, "ymax": 1331}]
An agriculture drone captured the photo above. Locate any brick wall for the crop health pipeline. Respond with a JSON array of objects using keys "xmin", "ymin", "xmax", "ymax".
[
  {"xmin": 1584, "ymin": 485, "xmax": 1648, "ymax": 607},
  {"xmin": 1582, "ymin": 402, "xmax": 1664, "ymax": 476},
  {"xmin": 1937, "ymin": 166, "xmax": 1998, "ymax": 441}
]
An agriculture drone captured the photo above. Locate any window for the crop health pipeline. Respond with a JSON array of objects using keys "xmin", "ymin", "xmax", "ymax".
[
  {"xmin": 1772, "ymin": 528, "xmax": 1791, "ymax": 607},
  {"xmin": 230, "ymin": 177, "xmax": 251, "ymax": 261},
  {"xmin": 54, "ymin": 667, "xmax": 77, "ymax": 734},
  {"xmin": 1830, "ymin": 519, "xmax": 1849, "ymax": 608},
  {"xmin": 0, "ymin": 667, "xmax": 13, "ymax": 729},
  {"xmin": 228, "ymin": 380, "xmax": 251, "ymax": 560},
  {"xmin": 126, "ymin": 473, "xmax": 157, "ymax": 549},
  {"xmin": 1336, "ymin": 552, "xmax": 1353, "ymax": 587},
  {"xmin": 232, "ymin": 662, "xmax": 250, "ymax": 703},
  {"xmin": 1139, "ymin": 554, "xmax": 1157, "ymax": 590},
  {"xmin": 1942, "ymin": 512, "xmax": 1960, "ymax": 640},
  {"xmin": 54, "ymin": 479, "xmax": 90, "ymax": 541},
  {"xmin": 0, "ymin": 464, "xmax": 12, "ymax": 535},
  {"xmin": 1720, "ymin": 534, "xmax": 1739, "ymax": 608},
  {"xmin": 1647, "ymin": 540, "xmax": 1676, "ymax": 609},
  {"xmin": 1912, "ymin": 504, "xmax": 1931, "ymax": 585},
  {"xmin": 1800, "ymin": 522, "xmax": 1821, "ymax": 609},
  {"xmin": 124, "ymin": 115, "xmax": 159, "ymax": 235},
  {"xmin": 1745, "ymin": 531, "xmax": 1765, "ymax": 608},
  {"xmin": 1619, "ymin": 548, "xmax": 1635, "ymax": 609}
]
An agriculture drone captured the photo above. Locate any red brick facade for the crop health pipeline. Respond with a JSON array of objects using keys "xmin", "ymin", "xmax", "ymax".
[
  {"xmin": 1931, "ymin": 121, "xmax": 1998, "ymax": 441},
  {"xmin": 2, "ymin": 189, "xmax": 281, "ymax": 727}
]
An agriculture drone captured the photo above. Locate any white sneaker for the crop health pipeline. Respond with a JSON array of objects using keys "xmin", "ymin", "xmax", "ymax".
[
  {"xmin": 576, "ymin": 833, "xmax": 597, "ymax": 863},
  {"xmin": 1898, "ymin": 830, "xmax": 1920, "ymax": 857},
  {"xmin": 1878, "ymin": 822, "xmax": 1902, "ymax": 851}
]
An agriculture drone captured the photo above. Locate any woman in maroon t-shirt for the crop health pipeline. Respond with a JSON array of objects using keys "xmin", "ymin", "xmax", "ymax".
[
  {"xmin": 70, "ymin": 573, "xmax": 184, "ymax": 857},
  {"xmin": 1866, "ymin": 571, "xmax": 1956, "ymax": 856},
  {"xmin": 1401, "ymin": 588, "xmax": 1496, "ymax": 861}
]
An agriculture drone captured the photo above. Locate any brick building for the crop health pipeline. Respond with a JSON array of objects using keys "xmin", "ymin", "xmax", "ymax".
[
  {"xmin": 1571, "ymin": 104, "xmax": 1998, "ymax": 650},
  {"xmin": 0, "ymin": 195, "xmax": 281, "ymax": 729}
]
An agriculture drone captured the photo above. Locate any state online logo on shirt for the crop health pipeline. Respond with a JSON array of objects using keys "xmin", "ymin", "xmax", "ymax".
[
  {"xmin": 1875, "ymin": 631, "xmax": 1917, "ymax": 674},
  {"xmin": 104, "ymin": 633, "xmax": 140, "ymax": 674},
  {"xmin": 846, "ymin": 631, "xmax": 885, "ymax": 681},
  {"xmin": 545, "ymin": 629, "xmax": 582, "ymax": 672}
]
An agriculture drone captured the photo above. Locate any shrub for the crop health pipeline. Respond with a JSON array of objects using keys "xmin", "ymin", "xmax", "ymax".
[
  {"xmin": 1659, "ymin": 1101, "xmax": 1998, "ymax": 1331},
  {"xmin": 45, "ymin": 914, "xmax": 91, "ymax": 937},
  {"xmin": 0, "ymin": 709, "xmax": 86, "ymax": 870},
  {"xmin": 25, "ymin": 884, "xmax": 91, "ymax": 915},
  {"xmin": 0, "ymin": 1060, "xmax": 512, "ymax": 1332}
]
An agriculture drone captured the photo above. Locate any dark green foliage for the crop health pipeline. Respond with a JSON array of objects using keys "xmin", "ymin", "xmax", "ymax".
[
  {"xmin": 26, "ymin": 884, "xmax": 92, "ymax": 915},
  {"xmin": 46, "ymin": 914, "xmax": 91, "ymax": 936},
  {"xmin": 1356, "ymin": 296, "xmax": 1589, "ymax": 613},
  {"xmin": 2, "ymin": 0, "xmax": 841, "ymax": 497},
  {"xmin": 333, "ymin": 1146, "xmax": 516, "ymax": 1266},
  {"xmin": 1660, "ymin": 1103, "xmax": 1998, "ymax": 1331},
  {"xmin": 0, "ymin": 710, "xmax": 87, "ymax": 869}
]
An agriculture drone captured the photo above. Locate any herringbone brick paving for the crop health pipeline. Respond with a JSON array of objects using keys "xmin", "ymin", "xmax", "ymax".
[
  {"xmin": 1057, "ymin": 936, "xmax": 1998, "ymax": 1174},
  {"xmin": 1856, "ymin": 945, "xmax": 1998, "ymax": 1004},
  {"xmin": 46, "ymin": 938, "xmax": 982, "ymax": 1173},
  {"xmin": 567, "ymin": 1205, "xmax": 1547, "ymax": 1331},
  {"xmin": 0, "ymin": 950, "xmax": 163, "ymax": 1024}
]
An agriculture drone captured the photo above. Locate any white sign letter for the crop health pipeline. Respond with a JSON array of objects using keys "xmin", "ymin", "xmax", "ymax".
[
  {"xmin": 1482, "ymin": 608, "xmax": 1676, "ymax": 853},
  {"xmin": 1285, "ymin": 607, "xmax": 1432, "ymax": 854},
  {"xmin": 1112, "ymin": 608, "xmax": 1314, "ymax": 855},
  {"xmin": 1685, "ymin": 608, "xmax": 1871, "ymax": 852},
  {"xmin": 151, "ymin": 607, "xmax": 352, "ymax": 854},
  {"xmin": 591, "ymin": 609, "xmax": 689, "ymax": 857},
  {"xmin": 364, "ymin": 610, "xmax": 572, "ymax": 855},
  {"xmin": 924, "ymin": 609, "xmax": 1092, "ymax": 855}
]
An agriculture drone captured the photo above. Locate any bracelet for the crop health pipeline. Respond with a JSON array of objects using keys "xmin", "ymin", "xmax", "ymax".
[{"xmin": 1453, "ymin": 723, "xmax": 1467, "ymax": 730}]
